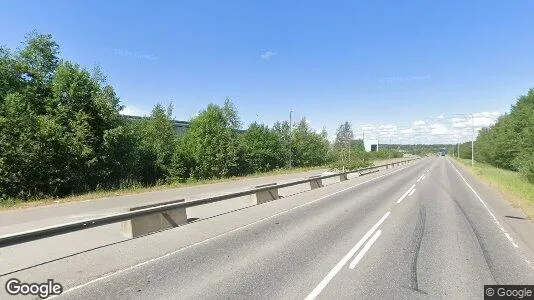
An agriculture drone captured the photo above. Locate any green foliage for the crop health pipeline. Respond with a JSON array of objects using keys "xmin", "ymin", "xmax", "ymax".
[
  {"xmin": 170, "ymin": 139, "xmax": 195, "ymax": 182},
  {"xmin": 241, "ymin": 123, "xmax": 284, "ymax": 173},
  {"xmin": 327, "ymin": 121, "xmax": 405, "ymax": 170},
  {"xmin": 272, "ymin": 121, "xmax": 291, "ymax": 167},
  {"xmin": 0, "ymin": 34, "xmax": 122, "ymax": 198},
  {"xmin": 184, "ymin": 104, "xmax": 239, "ymax": 179},
  {"xmin": 0, "ymin": 32, "xmax": 335, "ymax": 201},
  {"xmin": 474, "ymin": 88, "xmax": 534, "ymax": 183},
  {"xmin": 366, "ymin": 149, "xmax": 403, "ymax": 160},
  {"xmin": 132, "ymin": 104, "xmax": 177, "ymax": 184},
  {"xmin": 291, "ymin": 119, "xmax": 330, "ymax": 167}
]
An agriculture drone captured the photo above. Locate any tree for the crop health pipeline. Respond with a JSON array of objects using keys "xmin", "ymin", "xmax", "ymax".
[
  {"xmin": 335, "ymin": 121, "xmax": 354, "ymax": 146},
  {"xmin": 133, "ymin": 104, "xmax": 177, "ymax": 184},
  {"xmin": 18, "ymin": 32, "xmax": 59, "ymax": 81},
  {"xmin": 241, "ymin": 123, "xmax": 284, "ymax": 173},
  {"xmin": 0, "ymin": 33, "xmax": 124, "ymax": 198},
  {"xmin": 334, "ymin": 121, "xmax": 354, "ymax": 165},
  {"xmin": 272, "ymin": 121, "xmax": 291, "ymax": 167},
  {"xmin": 291, "ymin": 119, "xmax": 330, "ymax": 167},
  {"xmin": 185, "ymin": 103, "xmax": 239, "ymax": 179},
  {"xmin": 222, "ymin": 98, "xmax": 241, "ymax": 130},
  {"xmin": 471, "ymin": 88, "xmax": 534, "ymax": 182}
]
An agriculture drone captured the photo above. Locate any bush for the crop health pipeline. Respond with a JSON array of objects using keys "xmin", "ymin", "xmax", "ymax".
[{"xmin": 514, "ymin": 153, "xmax": 534, "ymax": 183}]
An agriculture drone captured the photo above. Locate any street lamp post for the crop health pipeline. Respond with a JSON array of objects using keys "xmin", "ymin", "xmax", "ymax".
[
  {"xmin": 471, "ymin": 115, "xmax": 474, "ymax": 167},
  {"xmin": 453, "ymin": 113, "xmax": 475, "ymax": 167},
  {"xmin": 289, "ymin": 110, "xmax": 293, "ymax": 168},
  {"xmin": 457, "ymin": 135, "xmax": 460, "ymax": 159}
]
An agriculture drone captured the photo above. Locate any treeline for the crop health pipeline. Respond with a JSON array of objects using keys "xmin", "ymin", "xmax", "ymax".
[
  {"xmin": 1, "ymin": 33, "xmax": 403, "ymax": 201},
  {"xmin": 327, "ymin": 122, "xmax": 403, "ymax": 170},
  {"xmin": 456, "ymin": 89, "xmax": 534, "ymax": 183},
  {"xmin": 387, "ymin": 144, "xmax": 453, "ymax": 156}
]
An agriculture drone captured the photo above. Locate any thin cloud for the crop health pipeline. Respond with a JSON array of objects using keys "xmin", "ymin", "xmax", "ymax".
[
  {"xmin": 113, "ymin": 48, "xmax": 158, "ymax": 61},
  {"xmin": 260, "ymin": 50, "xmax": 277, "ymax": 60},
  {"xmin": 353, "ymin": 111, "xmax": 503, "ymax": 144},
  {"xmin": 120, "ymin": 105, "xmax": 149, "ymax": 116},
  {"xmin": 412, "ymin": 120, "xmax": 426, "ymax": 126}
]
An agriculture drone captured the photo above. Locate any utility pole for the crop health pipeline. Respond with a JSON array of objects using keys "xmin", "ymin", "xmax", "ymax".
[
  {"xmin": 453, "ymin": 113, "xmax": 475, "ymax": 167},
  {"xmin": 457, "ymin": 136, "xmax": 460, "ymax": 159},
  {"xmin": 389, "ymin": 136, "xmax": 392, "ymax": 159},
  {"xmin": 347, "ymin": 135, "xmax": 351, "ymax": 163},
  {"xmin": 289, "ymin": 110, "xmax": 293, "ymax": 168},
  {"xmin": 471, "ymin": 115, "xmax": 475, "ymax": 168}
]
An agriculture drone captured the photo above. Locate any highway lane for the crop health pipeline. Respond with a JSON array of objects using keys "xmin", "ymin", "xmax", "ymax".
[
  {"xmin": 0, "ymin": 158, "xmax": 426, "ymax": 297},
  {"xmin": 2, "ymin": 157, "xmax": 533, "ymax": 299},
  {"xmin": 0, "ymin": 158, "xmax": 407, "ymax": 235},
  {"xmin": 47, "ymin": 157, "xmax": 533, "ymax": 299}
]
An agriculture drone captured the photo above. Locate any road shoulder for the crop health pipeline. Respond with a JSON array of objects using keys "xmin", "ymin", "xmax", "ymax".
[{"xmin": 449, "ymin": 158, "xmax": 534, "ymax": 256}]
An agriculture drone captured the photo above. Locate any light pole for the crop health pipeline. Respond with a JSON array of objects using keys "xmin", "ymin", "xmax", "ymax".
[
  {"xmin": 289, "ymin": 110, "xmax": 293, "ymax": 168},
  {"xmin": 457, "ymin": 135, "xmax": 460, "ymax": 159},
  {"xmin": 453, "ymin": 113, "xmax": 475, "ymax": 167}
]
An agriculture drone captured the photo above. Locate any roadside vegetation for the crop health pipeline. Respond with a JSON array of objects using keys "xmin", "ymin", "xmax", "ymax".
[
  {"xmin": 451, "ymin": 88, "xmax": 534, "ymax": 184},
  {"xmin": 0, "ymin": 33, "xmax": 403, "ymax": 204},
  {"xmin": 455, "ymin": 158, "xmax": 534, "ymax": 220},
  {"xmin": 448, "ymin": 88, "xmax": 534, "ymax": 219}
]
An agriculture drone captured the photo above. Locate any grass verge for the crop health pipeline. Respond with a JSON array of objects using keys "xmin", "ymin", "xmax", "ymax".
[
  {"xmin": 0, "ymin": 165, "xmax": 328, "ymax": 211},
  {"xmin": 0, "ymin": 158, "xmax": 403, "ymax": 211},
  {"xmin": 453, "ymin": 158, "xmax": 534, "ymax": 220}
]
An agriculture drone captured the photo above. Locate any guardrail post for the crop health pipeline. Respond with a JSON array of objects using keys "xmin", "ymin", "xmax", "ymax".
[
  {"xmin": 309, "ymin": 175, "xmax": 323, "ymax": 189},
  {"xmin": 121, "ymin": 199, "xmax": 187, "ymax": 238},
  {"xmin": 254, "ymin": 183, "xmax": 279, "ymax": 204},
  {"xmin": 0, "ymin": 158, "xmax": 428, "ymax": 247}
]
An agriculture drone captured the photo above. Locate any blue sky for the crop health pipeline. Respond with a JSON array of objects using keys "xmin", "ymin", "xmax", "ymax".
[{"xmin": 2, "ymin": 0, "xmax": 533, "ymax": 143}]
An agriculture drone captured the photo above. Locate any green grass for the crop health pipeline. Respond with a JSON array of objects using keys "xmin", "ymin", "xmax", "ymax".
[
  {"xmin": 453, "ymin": 158, "xmax": 534, "ymax": 220},
  {"xmin": 0, "ymin": 165, "xmax": 329, "ymax": 211},
  {"xmin": 0, "ymin": 158, "xmax": 400, "ymax": 211}
]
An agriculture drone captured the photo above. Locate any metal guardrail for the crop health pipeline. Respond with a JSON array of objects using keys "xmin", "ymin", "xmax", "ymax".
[{"xmin": 0, "ymin": 158, "xmax": 420, "ymax": 247}]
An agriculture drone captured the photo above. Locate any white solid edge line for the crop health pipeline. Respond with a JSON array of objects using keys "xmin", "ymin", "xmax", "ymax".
[
  {"xmin": 396, "ymin": 185, "xmax": 416, "ymax": 204},
  {"xmin": 305, "ymin": 212, "xmax": 390, "ymax": 300},
  {"xmin": 349, "ymin": 229, "xmax": 382, "ymax": 269},
  {"xmin": 57, "ymin": 162, "xmax": 422, "ymax": 297},
  {"xmin": 449, "ymin": 160, "xmax": 519, "ymax": 249},
  {"xmin": 408, "ymin": 188, "xmax": 416, "ymax": 197}
]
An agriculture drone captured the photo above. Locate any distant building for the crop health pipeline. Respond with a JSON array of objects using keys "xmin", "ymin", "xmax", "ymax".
[
  {"xmin": 123, "ymin": 115, "xmax": 190, "ymax": 137},
  {"xmin": 122, "ymin": 114, "xmax": 244, "ymax": 137},
  {"xmin": 364, "ymin": 139, "xmax": 379, "ymax": 152}
]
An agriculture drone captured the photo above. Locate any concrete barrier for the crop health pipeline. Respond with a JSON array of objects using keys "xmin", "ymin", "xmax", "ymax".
[
  {"xmin": 121, "ymin": 199, "xmax": 187, "ymax": 238},
  {"xmin": 339, "ymin": 173, "xmax": 348, "ymax": 181},
  {"xmin": 309, "ymin": 175, "xmax": 324, "ymax": 189},
  {"xmin": 254, "ymin": 183, "xmax": 279, "ymax": 204}
]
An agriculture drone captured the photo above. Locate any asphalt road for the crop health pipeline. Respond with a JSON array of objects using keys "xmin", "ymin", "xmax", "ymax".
[{"xmin": 1, "ymin": 157, "xmax": 533, "ymax": 299}]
